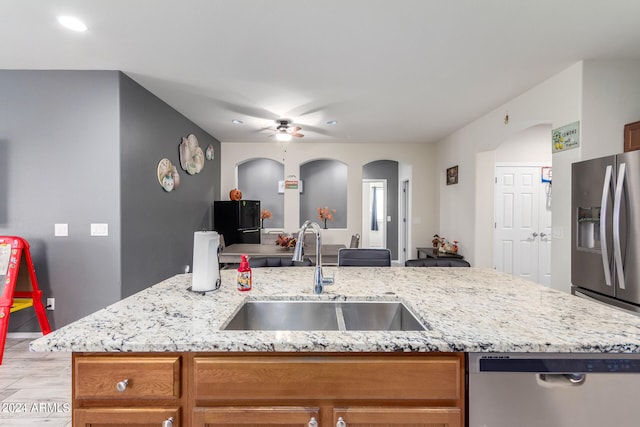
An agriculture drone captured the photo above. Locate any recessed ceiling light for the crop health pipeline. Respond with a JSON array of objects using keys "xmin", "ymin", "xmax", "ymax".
[
  {"xmin": 326, "ymin": 120, "xmax": 338, "ymax": 125},
  {"xmin": 231, "ymin": 119, "xmax": 244, "ymax": 124},
  {"xmin": 57, "ymin": 16, "xmax": 87, "ymax": 32}
]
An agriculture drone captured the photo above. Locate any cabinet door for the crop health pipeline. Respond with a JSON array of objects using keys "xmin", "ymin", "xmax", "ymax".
[
  {"xmin": 334, "ymin": 407, "xmax": 461, "ymax": 427},
  {"xmin": 74, "ymin": 407, "xmax": 179, "ymax": 426},
  {"xmin": 192, "ymin": 407, "xmax": 320, "ymax": 427},
  {"xmin": 625, "ymin": 120, "xmax": 640, "ymax": 152}
]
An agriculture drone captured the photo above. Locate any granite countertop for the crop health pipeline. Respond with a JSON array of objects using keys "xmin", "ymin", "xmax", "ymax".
[{"xmin": 30, "ymin": 267, "xmax": 640, "ymax": 353}]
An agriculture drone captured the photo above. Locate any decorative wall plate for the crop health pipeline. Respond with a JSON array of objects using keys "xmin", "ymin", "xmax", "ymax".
[
  {"xmin": 157, "ymin": 158, "xmax": 172, "ymax": 185},
  {"xmin": 179, "ymin": 133, "xmax": 205, "ymax": 175},
  {"xmin": 157, "ymin": 158, "xmax": 178, "ymax": 192},
  {"xmin": 206, "ymin": 144, "xmax": 214, "ymax": 160}
]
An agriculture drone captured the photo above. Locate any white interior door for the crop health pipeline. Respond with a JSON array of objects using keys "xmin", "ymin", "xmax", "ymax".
[
  {"xmin": 495, "ymin": 166, "xmax": 551, "ymax": 284},
  {"xmin": 401, "ymin": 179, "xmax": 409, "ymax": 263}
]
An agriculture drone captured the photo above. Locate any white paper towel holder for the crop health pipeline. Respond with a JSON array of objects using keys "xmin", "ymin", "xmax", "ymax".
[{"xmin": 188, "ymin": 230, "xmax": 223, "ymax": 295}]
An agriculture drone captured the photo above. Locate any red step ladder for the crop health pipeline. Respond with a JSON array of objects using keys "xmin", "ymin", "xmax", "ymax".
[{"xmin": 0, "ymin": 236, "xmax": 52, "ymax": 364}]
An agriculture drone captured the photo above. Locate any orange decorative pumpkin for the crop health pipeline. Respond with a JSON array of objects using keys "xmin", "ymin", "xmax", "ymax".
[{"xmin": 229, "ymin": 188, "xmax": 242, "ymax": 201}]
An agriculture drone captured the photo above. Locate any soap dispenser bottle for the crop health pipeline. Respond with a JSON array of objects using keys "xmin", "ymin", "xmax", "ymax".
[{"xmin": 237, "ymin": 254, "xmax": 252, "ymax": 291}]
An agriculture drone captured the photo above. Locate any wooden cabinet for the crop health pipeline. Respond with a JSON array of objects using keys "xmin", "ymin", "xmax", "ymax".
[
  {"xmin": 625, "ymin": 120, "xmax": 640, "ymax": 152},
  {"xmin": 190, "ymin": 353, "xmax": 464, "ymax": 427},
  {"xmin": 73, "ymin": 354, "xmax": 183, "ymax": 427},
  {"xmin": 73, "ymin": 352, "xmax": 464, "ymax": 427}
]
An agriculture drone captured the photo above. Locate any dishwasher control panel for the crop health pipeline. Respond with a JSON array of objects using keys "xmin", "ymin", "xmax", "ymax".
[{"xmin": 469, "ymin": 353, "xmax": 640, "ymax": 373}]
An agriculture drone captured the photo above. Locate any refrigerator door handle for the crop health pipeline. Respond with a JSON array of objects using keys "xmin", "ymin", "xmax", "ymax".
[
  {"xmin": 600, "ymin": 165, "xmax": 613, "ymax": 287},
  {"xmin": 613, "ymin": 163, "xmax": 626, "ymax": 290}
]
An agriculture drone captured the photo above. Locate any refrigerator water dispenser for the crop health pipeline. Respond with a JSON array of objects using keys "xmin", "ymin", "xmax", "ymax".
[{"xmin": 577, "ymin": 206, "xmax": 601, "ymax": 250}]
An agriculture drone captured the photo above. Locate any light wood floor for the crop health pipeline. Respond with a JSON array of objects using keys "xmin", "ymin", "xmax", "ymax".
[{"xmin": 0, "ymin": 335, "xmax": 71, "ymax": 426}]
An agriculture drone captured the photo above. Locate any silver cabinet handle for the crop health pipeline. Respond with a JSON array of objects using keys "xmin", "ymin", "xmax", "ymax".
[
  {"xmin": 116, "ymin": 379, "xmax": 129, "ymax": 392},
  {"xmin": 532, "ymin": 232, "xmax": 539, "ymax": 238},
  {"xmin": 336, "ymin": 417, "xmax": 346, "ymax": 427},
  {"xmin": 308, "ymin": 417, "xmax": 318, "ymax": 427},
  {"xmin": 162, "ymin": 417, "xmax": 174, "ymax": 427},
  {"xmin": 540, "ymin": 232, "xmax": 546, "ymax": 238}
]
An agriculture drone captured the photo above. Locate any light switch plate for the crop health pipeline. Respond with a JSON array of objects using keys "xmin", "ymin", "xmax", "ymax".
[
  {"xmin": 552, "ymin": 226, "xmax": 563, "ymax": 239},
  {"xmin": 90, "ymin": 223, "xmax": 109, "ymax": 237},
  {"xmin": 54, "ymin": 223, "xmax": 68, "ymax": 237}
]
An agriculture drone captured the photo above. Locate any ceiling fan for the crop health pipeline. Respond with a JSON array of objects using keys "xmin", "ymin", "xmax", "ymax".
[{"xmin": 273, "ymin": 119, "xmax": 304, "ymax": 141}]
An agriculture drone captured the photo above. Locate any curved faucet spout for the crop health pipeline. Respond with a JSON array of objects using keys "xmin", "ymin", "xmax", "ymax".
[{"xmin": 292, "ymin": 220, "xmax": 333, "ymax": 294}]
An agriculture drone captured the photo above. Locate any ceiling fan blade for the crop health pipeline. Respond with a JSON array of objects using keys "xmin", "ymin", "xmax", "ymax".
[
  {"xmin": 288, "ymin": 126, "xmax": 302, "ymax": 133},
  {"xmin": 291, "ymin": 132, "xmax": 304, "ymax": 138}
]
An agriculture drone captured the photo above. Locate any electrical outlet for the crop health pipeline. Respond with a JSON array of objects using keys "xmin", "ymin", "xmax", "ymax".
[{"xmin": 47, "ymin": 298, "xmax": 55, "ymax": 311}]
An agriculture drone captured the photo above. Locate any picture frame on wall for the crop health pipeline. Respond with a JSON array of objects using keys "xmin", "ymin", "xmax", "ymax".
[{"xmin": 446, "ymin": 165, "xmax": 458, "ymax": 185}]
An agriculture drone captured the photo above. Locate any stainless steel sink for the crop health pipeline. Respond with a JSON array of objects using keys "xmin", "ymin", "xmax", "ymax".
[
  {"xmin": 340, "ymin": 302, "xmax": 425, "ymax": 331},
  {"xmin": 223, "ymin": 300, "xmax": 425, "ymax": 331},
  {"xmin": 224, "ymin": 301, "xmax": 340, "ymax": 331}
]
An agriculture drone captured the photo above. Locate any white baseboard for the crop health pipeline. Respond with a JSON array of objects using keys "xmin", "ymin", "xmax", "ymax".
[{"xmin": 7, "ymin": 332, "xmax": 43, "ymax": 339}]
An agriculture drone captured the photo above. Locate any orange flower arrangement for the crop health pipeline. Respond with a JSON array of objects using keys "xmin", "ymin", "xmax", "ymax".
[
  {"xmin": 317, "ymin": 207, "xmax": 336, "ymax": 221},
  {"xmin": 317, "ymin": 207, "xmax": 336, "ymax": 229},
  {"xmin": 260, "ymin": 209, "xmax": 272, "ymax": 228},
  {"xmin": 260, "ymin": 209, "xmax": 272, "ymax": 220}
]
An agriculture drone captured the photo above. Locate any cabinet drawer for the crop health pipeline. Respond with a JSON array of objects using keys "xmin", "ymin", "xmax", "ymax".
[
  {"xmin": 193, "ymin": 406, "xmax": 320, "ymax": 426},
  {"xmin": 334, "ymin": 407, "xmax": 461, "ymax": 427},
  {"xmin": 193, "ymin": 354, "xmax": 462, "ymax": 401},
  {"xmin": 74, "ymin": 407, "xmax": 180, "ymax": 426},
  {"xmin": 74, "ymin": 355, "xmax": 181, "ymax": 400}
]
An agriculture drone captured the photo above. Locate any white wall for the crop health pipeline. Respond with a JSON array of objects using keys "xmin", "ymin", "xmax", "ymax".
[
  {"xmin": 436, "ymin": 62, "xmax": 583, "ymax": 290},
  {"xmin": 581, "ymin": 60, "xmax": 640, "ymax": 160},
  {"xmin": 474, "ymin": 125, "xmax": 552, "ymax": 270},
  {"xmin": 220, "ymin": 142, "xmax": 436, "ymax": 257},
  {"xmin": 495, "ymin": 124, "xmax": 553, "ymax": 163},
  {"xmin": 438, "ymin": 59, "xmax": 640, "ymax": 293}
]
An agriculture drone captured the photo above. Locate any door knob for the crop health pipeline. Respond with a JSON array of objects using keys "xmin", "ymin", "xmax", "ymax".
[
  {"xmin": 540, "ymin": 232, "xmax": 546, "ymax": 238},
  {"xmin": 532, "ymin": 232, "xmax": 539, "ymax": 238}
]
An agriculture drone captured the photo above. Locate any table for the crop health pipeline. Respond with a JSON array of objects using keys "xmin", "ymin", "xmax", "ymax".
[
  {"xmin": 416, "ymin": 247, "xmax": 464, "ymax": 259},
  {"xmin": 220, "ymin": 243, "xmax": 346, "ymax": 266}
]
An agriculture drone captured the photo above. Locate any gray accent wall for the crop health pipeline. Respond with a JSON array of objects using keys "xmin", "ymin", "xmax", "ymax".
[
  {"xmin": 0, "ymin": 70, "xmax": 221, "ymax": 331},
  {"xmin": 299, "ymin": 159, "xmax": 348, "ymax": 228},
  {"xmin": 119, "ymin": 74, "xmax": 220, "ymax": 297},
  {"xmin": 363, "ymin": 160, "xmax": 399, "ymax": 259},
  {"xmin": 0, "ymin": 70, "xmax": 121, "ymax": 330},
  {"xmin": 237, "ymin": 158, "xmax": 284, "ymax": 228}
]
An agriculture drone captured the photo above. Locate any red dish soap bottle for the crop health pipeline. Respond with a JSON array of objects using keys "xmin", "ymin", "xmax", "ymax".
[{"xmin": 237, "ymin": 254, "xmax": 252, "ymax": 292}]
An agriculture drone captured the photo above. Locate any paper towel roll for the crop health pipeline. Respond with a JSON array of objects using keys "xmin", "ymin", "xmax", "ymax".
[{"xmin": 191, "ymin": 231, "xmax": 221, "ymax": 292}]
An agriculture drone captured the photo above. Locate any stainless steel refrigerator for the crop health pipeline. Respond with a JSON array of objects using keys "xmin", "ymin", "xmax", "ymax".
[
  {"xmin": 571, "ymin": 150, "xmax": 640, "ymax": 312},
  {"xmin": 213, "ymin": 200, "xmax": 261, "ymax": 246}
]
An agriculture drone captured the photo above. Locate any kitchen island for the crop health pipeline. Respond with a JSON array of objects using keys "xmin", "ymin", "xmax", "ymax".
[{"xmin": 30, "ymin": 267, "xmax": 640, "ymax": 427}]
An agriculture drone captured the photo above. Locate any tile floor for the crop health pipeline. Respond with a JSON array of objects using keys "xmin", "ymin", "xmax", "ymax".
[{"xmin": 0, "ymin": 334, "xmax": 71, "ymax": 426}]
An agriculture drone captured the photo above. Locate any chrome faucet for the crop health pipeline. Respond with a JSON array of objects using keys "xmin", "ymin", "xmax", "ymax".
[{"xmin": 292, "ymin": 220, "xmax": 334, "ymax": 294}]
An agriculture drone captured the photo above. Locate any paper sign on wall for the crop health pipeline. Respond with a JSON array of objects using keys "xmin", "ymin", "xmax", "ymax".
[
  {"xmin": 552, "ymin": 121, "xmax": 580, "ymax": 153},
  {"xmin": 278, "ymin": 178, "xmax": 303, "ymax": 193}
]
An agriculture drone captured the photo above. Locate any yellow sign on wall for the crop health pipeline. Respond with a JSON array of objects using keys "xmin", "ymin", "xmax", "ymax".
[{"xmin": 552, "ymin": 121, "xmax": 580, "ymax": 153}]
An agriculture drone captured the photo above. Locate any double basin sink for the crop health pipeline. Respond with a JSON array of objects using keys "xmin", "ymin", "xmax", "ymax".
[{"xmin": 223, "ymin": 300, "xmax": 426, "ymax": 331}]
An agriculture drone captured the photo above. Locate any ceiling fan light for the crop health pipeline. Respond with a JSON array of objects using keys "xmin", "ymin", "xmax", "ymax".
[
  {"xmin": 276, "ymin": 132, "xmax": 292, "ymax": 142},
  {"xmin": 57, "ymin": 15, "xmax": 87, "ymax": 32}
]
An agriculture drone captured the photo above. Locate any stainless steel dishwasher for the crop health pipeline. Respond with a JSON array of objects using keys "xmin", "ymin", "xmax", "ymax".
[{"xmin": 468, "ymin": 353, "xmax": 640, "ymax": 427}]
